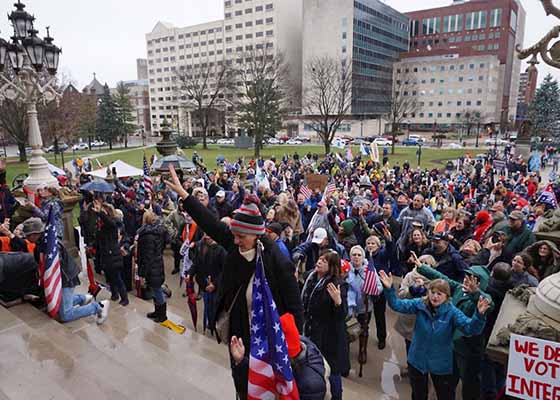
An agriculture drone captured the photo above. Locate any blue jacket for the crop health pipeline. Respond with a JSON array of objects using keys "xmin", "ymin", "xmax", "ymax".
[
  {"xmin": 384, "ymin": 287, "xmax": 486, "ymax": 375},
  {"xmin": 275, "ymin": 238, "xmax": 291, "ymax": 261}
]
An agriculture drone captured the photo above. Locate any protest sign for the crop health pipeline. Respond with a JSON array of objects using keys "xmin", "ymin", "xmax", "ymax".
[
  {"xmin": 305, "ymin": 174, "xmax": 329, "ymax": 191},
  {"xmin": 506, "ymin": 334, "xmax": 560, "ymax": 400}
]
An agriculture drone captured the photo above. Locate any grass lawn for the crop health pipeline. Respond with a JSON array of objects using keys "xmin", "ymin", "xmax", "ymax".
[{"xmin": 4, "ymin": 144, "xmax": 478, "ymax": 187}]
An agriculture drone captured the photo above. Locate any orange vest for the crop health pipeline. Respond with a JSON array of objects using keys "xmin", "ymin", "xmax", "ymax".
[
  {"xmin": 26, "ymin": 240, "xmax": 36, "ymax": 254},
  {"xmin": 182, "ymin": 223, "xmax": 198, "ymax": 242}
]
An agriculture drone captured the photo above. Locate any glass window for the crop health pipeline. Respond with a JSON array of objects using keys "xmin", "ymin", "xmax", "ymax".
[
  {"xmin": 510, "ymin": 10, "xmax": 517, "ymax": 31},
  {"xmin": 490, "ymin": 9, "xmax": 502, "ymax": 27}
]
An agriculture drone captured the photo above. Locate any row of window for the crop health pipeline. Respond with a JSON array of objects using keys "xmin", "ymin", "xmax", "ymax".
[
  {"xmin": 411, "ymin": 8, "xmax": 503, "ymax": 36},
  {"xmin": 397, "ymin": 62, "xmax": 488, "ymax": 74},
  {"xmin": 225, "ymin": 17, "xmax": 273, "ymax": 31},
  {"xmin": 225, "ymin": 0, "xmax": 258, "ymax": 6},
  {"xmin": 416, "ymin": 111, "xmax": 485, "ymax": 120},
  {"xmin": 148, "ymin": 27, "xmax": 224, "ymax": 46},
  {"xmin": 225, "ymin": 3, "xmax": 273, "ymax": 18},
  {"xmin": 419, "ymin": 100, "xmax": 484, "ymax": 107},
  {"xmin": 353, "ymin": 0, "xmax": 408, "ymax": 32},
  {"xmin": 354, "ymin": 18, "xmax": 409, "ymax": 46}
]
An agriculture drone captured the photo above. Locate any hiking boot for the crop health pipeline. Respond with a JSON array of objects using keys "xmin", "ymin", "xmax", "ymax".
[
  {"xmin": 378, "ymin": 339, "xmax": 386, "ymax": 350},
  {"xmin": 147, "ymin": 307, "xmax": 158, "ymax": 319},
  {"xmin": 96, "ymin": 300, "xmax": 110, "ymax": 325},
  {"xmin": 119, "ymin": 299, "xmax": 129, "ymax": 306}
]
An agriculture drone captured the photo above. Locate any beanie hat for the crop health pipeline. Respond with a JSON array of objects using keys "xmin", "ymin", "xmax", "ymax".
[
  {"xmin": 230, "ymin": 195, "xmax": 265, "ymax": 235},
  {"xmin": 22, "ymin": 217, "xmax": 45, "ymax": 237},
  {"xmin": 125, "ymin": 190, "xmax": 136, "ymax": 200},
  {"xmin": 279, "ymin": 313, "xmax": 301, "ymax": 358},
  {"xmin": 340, "ymin": 219, "xmax": 356, "ymax": 235}
]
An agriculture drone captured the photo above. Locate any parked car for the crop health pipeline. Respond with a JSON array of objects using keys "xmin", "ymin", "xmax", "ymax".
[
  {"xmin": 373, "ymin": 137, "xmax": 392, "ymax": 146},
  {"xmin": 17, "ymin": 147, "xmax": 32, "ymax": 156},
  {"xmin": 217, "ymin": 138, "xmax": 234, "ymax": 145},
  {"xmin": 408, "ymin": 134, "xmax": 425, "ymax": 143},
  {"xmin": 402, "ymin": 138, "xmax": 421, "ymax": 146},
  {"xmin": 383, "ymin": 135, "xmax": 399, "ymax": 143},
  {"xmin": 72, "ymin": 143, "xmax": 89, "ymax": 151},
  {"xmin": 91, "ymin": 140, "xmax": 106, "ymax": 147},
  {"xmin": 484, "ymin": 138, "xmax": 509, "ymax": 146},
  {"xmin": 286, "ymin": 139, "xmax": 302, "ymax": 145},
  {"xmin": 295, "ymin": 136, "xmax": 311, "ymax": 143},
  {"xmin": 447, "ymin": 142, "xmax": 463, "ymax": 149},
  {"xmin": 267, "ymin": 137, "xmax": 281, "ymax": 145},
  {"xmin": 45, "ymin": 143, "xmax": 69, "ymax": 153}
]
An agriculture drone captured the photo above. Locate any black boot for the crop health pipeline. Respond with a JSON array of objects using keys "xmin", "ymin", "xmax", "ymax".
[
  {"xmin": 147, "ymin": 304, "xmax": 158, "ymax": 319},
  {"xmin": 153, "ymin": 303, "xmax": 167, "ymax": 323}
]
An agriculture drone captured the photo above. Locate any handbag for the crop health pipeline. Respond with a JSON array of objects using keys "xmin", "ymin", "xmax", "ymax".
[{"xmin": 215, "ymin": 286, "xmax": 243, "ymax": 344}]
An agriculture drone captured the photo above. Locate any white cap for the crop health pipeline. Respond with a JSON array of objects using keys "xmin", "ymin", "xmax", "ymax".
[
  {"xmin": 311, "ymin": 228, "xmax": 328, "ymax": 244},
  {"xmin": 216, "ymin": 190, "xmax": 226, "ymax": 198}
]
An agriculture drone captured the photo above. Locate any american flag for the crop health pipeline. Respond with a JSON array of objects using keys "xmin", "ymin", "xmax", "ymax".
[
  {"xmin": 362, "ymin": 266, "xmax": 382, "ymax": 296},
  {"xmin": 248, "ymin": 246, "xmax": 299, "ymax": 400},
  {"xmin": 299, "ymin": 185, "xmax": 312, "ymax": 200},
  {"xmin": 143, "ymin": 155, "xmax": 153, "ymax": 193},
  {"xmin": 41, "ymin": 209, "xmax": 62, "ymax": 318},
  {"xmin": 536, "ymin": 185, "xmax": 558, "ymax": 209},
  {"xmin": 323, "ymin": 182, "xmax": 337, "ymax": 200}
]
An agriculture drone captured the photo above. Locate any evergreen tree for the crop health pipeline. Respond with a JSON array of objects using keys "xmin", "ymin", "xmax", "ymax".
[
  {"xmin": 113, "ymin": 82, "xmax": 136, "ymax": 148},
  {"xmin": 96, "ymin": 84, "xmax": 119, "ymax": 150},
  {"xmin": 528, "ymin": 74, "xmax": 560, "ymax": 139},
  {"xmin": 78, "ymin": 95, "xmax": 98, "ymax": 149}
]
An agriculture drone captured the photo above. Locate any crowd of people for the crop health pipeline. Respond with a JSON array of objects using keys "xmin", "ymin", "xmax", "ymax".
[{"xmin": 1, "ymin": 145, "xmax": 560, "ymax": 400}]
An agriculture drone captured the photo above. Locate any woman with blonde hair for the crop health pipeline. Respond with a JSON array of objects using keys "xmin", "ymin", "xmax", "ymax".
[
  {"xmin": 434, "ymin": 207, "xmax": 457, "ymax": 234},
  {"xmin": 275, "ymin": 192, "xmax": 304, "ymax": 236},
  {"xmin": 137, "ymin": 210, "xmax": 171, "ymax": 322},
  {"xmin": 380, "ymin": 272, "xmax": 490, "ymax": 400}
]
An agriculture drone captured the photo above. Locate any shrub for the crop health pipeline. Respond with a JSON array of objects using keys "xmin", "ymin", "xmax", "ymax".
[{"xmin": 176, "ymin": 136, "xmax": 198, "ymax": 149}]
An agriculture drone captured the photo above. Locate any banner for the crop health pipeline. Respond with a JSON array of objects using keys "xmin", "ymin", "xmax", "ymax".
[{"xmin": 506, "ymin": 334, "xmax": 560, "ymax": 400}]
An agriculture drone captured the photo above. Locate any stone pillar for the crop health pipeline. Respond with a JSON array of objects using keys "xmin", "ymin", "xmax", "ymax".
[{"xmin": 61, "ymin": 195, "xmax": 81, "ymax": 259}]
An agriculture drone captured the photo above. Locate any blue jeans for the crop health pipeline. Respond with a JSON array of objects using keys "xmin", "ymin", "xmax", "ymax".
[
  {"xmin": 329, "ymin": 373, "xmax": 342, "ymax": 400},
  {"xmin": 59, "ymin": 287, "xmax": 100, "ymax": 322},
  {"xmin": 152, "ymin": 286, "xmax": 165, "ymax": 306}
]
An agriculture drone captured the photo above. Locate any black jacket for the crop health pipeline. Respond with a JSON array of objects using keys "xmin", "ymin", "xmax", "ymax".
[
  {"xmin": 189, "ymin": 239, "xmax": 227, "ymax": 291},
  {"xmin": 301, "ymin": 272, "xmax": 350, "ymax": 375},
  {"xmin": 95, "ymin": 211, "xmax": 123, "ymax": 272},
  {"xmin": 137, "ymin": 222, "xmax": 170, "ymax": 288},
  {"xmin": 181, "ymin": 195, "xmax": 303, "ymax": 399},
  {"xmin": 78, "ymin": 204, "xmax": 98, "ymax": 247},
  {"xmin": 448, "ymin": 226, "xmax": 473, "ymax": 249}
]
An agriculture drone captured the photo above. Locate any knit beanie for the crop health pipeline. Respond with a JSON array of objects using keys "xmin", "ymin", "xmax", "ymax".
[
  {"xmin": 340, "ymin": 219, "xmax": 356, "ymax": 235},
  {"xmin": 230, "ymin": 195, "xmax": 265, "ymax": 235},
  {"xmin": 279, "ymin": 313, "xmax": 301, "ymax": 358}
]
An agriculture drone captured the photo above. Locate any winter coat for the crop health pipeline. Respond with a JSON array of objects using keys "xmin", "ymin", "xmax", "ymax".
[
  {"xmin": 467, "ymin": 248, "xmax": 510, "ymax": 271},
  {"xmin": 301, "ymin": 272, "xmax": 349, "ymax": 375},
  {"xmin": 33, "ymin": 198, "xmax": 64, "ymax": 239},
  {"xmin": 276, "ymin": 203, "xmax": 304, "ymax": 236},
  {"xmin": 397, "ymin": 206, "xmax": 435, "ymax": 242},
  {"xmin": 483, "ymin": 277, "xmax": 512, "ymax": 343},
  {"xmin": 399, "ymin": 241, "xmax": 430, "ymax": 273},
  {"xmin": 510, "ymin": 270, "xmax": 539, "ymax": 287},
  {"xmin": 189, "ymin": 239, "xmax": 227, "ymax": 291},
  {"xmin": 292, "ymin": 336, "xmax": 330, "ymax": 400},
  {"xmin": 418, "ymin": 264, "xmax": 493, "ymax": 358},
  {"xmin": 137, "ymin": 222, "xmax": 170, "ymax": 288},
  {"xmin": 523, "ymin": 240, "xmax": 560, "ymax": 280},
  {"xmin": 384, "ymin": 287, "xmax": 486, "ymax": 375},
  {"xmin": 0, "ymin": 252, "xmax": 38, "ymax": 301},
  {"xmin": 95, "ymin": 211, "xmax": 123, "ymax": 272},
  {"xmin": 366, "ymin": 239, "xmax": 397, "ymax": 275},
  {"xmin": 78, "ymin": 205, "xmax": 98, "ymax": 247},
  {"xmin": 0, "ymin": 185, "xmax": 16, "ymax": 222},
  {"xmin": 422, "ymin": 244, "xmax": 469, "ymax": 282},
  {"xmin": 181, "ymin": 195, "xmax": 304, "ymax": 399},
  {"xmin": 503, "ymin": 223, "xmax": 535, "ymax": 262},
  {"xmin": 473, "ymin": 210, "xmax": 493, "ymax": 243},
  {"xmin": 393, "ymin": 268, "xmax": 431, "ymax": 341},
  {"xmin": 448, "ymin": 226, "xmax": 473, "ymax": 249}
]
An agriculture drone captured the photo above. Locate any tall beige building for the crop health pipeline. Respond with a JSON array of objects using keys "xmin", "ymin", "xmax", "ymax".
[{"xmin": 145, "ymin": 0, "xmax": 303, "ymax": 136}]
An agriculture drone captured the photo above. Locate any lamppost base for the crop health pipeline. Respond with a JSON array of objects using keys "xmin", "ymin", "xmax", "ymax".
[{"xmin": 24, "ymin": 153, "xmax": 59, "ymax": 191}]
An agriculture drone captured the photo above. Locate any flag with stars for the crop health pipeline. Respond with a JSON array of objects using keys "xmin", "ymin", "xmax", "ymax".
[
  {"xmin": 40, "ymin": 208, "xmax": 62, "ymax": 318},
  {"xmin": 248, "ymin": 245, "xmax": 299, "ymax": 400},
  {"xmin": 143, "ymin": 154, "xmax": 153, "ymax": 193}
]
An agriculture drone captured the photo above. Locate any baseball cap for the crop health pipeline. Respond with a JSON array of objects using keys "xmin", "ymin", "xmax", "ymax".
[
  {"xmin": 311, "ymin": 228, "xmax": 328, "ymax": 244},
  {"xmin": 266, "ymin": 222, "xmax": 284, "ymax": 236},
  {"xmin": 431, "ymin": 232, "xmax": 449, "ymax": 241},
  {"xmin": 509, "ymin": 210, "xmax": 525, "ymax": 220},
  {"xmin": 216, "ymin": 190, "xmax": 226, "ymax": 198}
]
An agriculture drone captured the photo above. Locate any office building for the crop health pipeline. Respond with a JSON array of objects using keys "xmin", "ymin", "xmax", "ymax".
[
  {"xmin": 298, "ymin": 0, "xmax": 409, "ymax": 137},
  {"xmin": 515, "ymin": 64, "xmax": 538, "ymax": 128},
  {"xmin": 394, "ymin": 0, "xmax": 525, "ymax": 132},
  {"xmin": 145, "ymin": 0, "xmax": 303, "ymax": 136},
  {"xmin": 136, "ymin": 59, "xmax": 149, "ymax": 80}
]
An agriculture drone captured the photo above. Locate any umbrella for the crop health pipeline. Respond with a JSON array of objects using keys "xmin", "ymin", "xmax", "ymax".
[
  {"xmin": 185, "ymin": 277, "xmax": 198, "ymax": 331},
  {"xmin": 80, "ymin": 179, "xmax": 115, "ymax": 193}
]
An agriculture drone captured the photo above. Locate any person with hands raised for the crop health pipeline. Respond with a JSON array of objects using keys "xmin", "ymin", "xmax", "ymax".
[{"xmin": 379, "ymin": 269, "xmax": 489, "ymax": 400}]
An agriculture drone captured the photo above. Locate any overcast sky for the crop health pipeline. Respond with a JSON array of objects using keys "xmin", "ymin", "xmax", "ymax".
[{"xmin": 1, "ymin": 0, "xmax": 557, "ymax": 88}]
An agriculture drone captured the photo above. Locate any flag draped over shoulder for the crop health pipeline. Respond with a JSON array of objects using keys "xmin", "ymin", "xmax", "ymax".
[
  {"xmin": 536, "ymin": 185, "xmax": 558, "ymax": 209},
  {"xmin": 40, "ymin": 208, "xmax": 62, "ymax": 318},
  {"xmin": 248, "ymin": 244, "xmax": 299, "ymax": 399}
]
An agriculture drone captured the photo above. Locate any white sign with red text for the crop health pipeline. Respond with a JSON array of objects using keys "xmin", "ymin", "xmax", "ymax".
[{"xmin": 506, "ymin": 334, "xmax": 560, "ymax": 400}]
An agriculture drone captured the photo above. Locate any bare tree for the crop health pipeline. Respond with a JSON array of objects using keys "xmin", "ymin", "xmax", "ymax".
[
  {"xmin": 176, "ymin": 60, "xmax": 233, "ymax": 149},
  {"xmin": 388, "ymin": 74, "xmax": 422, "ymax": 154},
  {"xmin": 302, "ymin": 56, "xmax": 352, "ymax": 155},
  {"xmin": 234, "ymin": 47, "xmax": 289, "ymax": 157},
  {"xmin": 457, "ymin": 109, "xmax": 482, "ymax": 139}
]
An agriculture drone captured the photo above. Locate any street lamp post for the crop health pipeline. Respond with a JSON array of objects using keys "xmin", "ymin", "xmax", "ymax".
[
  {"xmin": 0, "ymin": 1, "xmax": 62, "ymax": 190},
  {"xmin": 476, "ymin": 121, "xmax": 481, "ymax": 148},
  {"xmin": 417, "ymin": 142, "xmax": 423, "ymax": 167}
]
